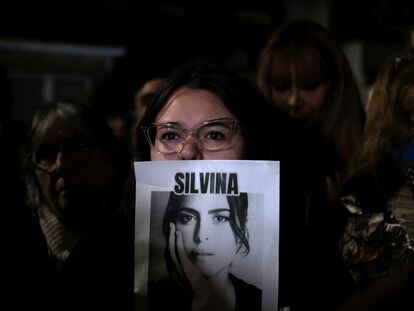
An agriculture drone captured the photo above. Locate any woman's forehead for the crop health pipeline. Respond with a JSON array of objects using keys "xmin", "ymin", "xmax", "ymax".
[
  {"xmin": 154, "ymin": 87, "xmax": 235, "ymax": 126},
  {"xmin": 272, "ymin": 52, "xmax": 327, "ymax": 82},
  {"xmin": 33, "ymin": 116, "xmax": 87, "ymax": 146},
  {"xmin": 180, "ymin": 194, "xmax": 229, "ymax": 210}
]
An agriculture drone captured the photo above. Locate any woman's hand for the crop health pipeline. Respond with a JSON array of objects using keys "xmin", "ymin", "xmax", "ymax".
[{"xmin": 168, "ymin": 223, "xmax": 232, "ymax": 311}]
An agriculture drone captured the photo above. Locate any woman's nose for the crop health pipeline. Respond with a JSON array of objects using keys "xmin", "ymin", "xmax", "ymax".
[
  {"xmin": 177, "ymin": 136, "xmax": 202, "ymax": 160},
  {"xmin": 287, "ymin": 87, "xmax": 300, "ymax": 108},
  {"xmin": 194, "ymin": 220, "xmax": 209, "ymax": 243},
  {"xmin": 53, "ymin": 150, "xmax": 66, "ymax": 171}
]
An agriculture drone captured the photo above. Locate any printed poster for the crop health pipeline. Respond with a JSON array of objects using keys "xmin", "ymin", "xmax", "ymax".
[{"xmin": 134, "ymin": 160, "xmax": 279, "ymax": 310}]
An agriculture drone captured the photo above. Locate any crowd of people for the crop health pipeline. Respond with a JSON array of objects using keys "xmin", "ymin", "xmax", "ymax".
[{"xmin": 5, "ymin": 19, "xmax": 414, "ymax": 310}]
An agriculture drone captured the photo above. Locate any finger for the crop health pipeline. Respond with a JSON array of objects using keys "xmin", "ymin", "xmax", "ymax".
[
  {"xmin": 176, "ymin": 230, "xmax": 198, "ymax": 284},
  {"xmin": 168, "ymin": 223, "xmax": 179, "ymax": 271},
  {"xmin": 176, "ymin": 231, "xmax": 212, "ymax": 307},
  {"xmin": 169, "ymin": 223, "xmax": 187, "ymax": 281}
]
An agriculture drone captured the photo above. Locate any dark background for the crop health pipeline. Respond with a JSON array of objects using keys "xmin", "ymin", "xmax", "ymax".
[{"xmin": 0, "ymin": 0, "xmax": 413, "ymax": 148}]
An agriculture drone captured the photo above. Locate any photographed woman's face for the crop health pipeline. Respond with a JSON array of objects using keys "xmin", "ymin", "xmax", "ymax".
[
  {"xmin": 174, "ymin": 194, "xmax": 239, "ymax": 278},
  {"xmin": 270, "ymin": 58, "xmax": 329, "ymax": 121},
  {"xmin": 151, "ymin": 87, "xmax": 246, "ymax": 160}
]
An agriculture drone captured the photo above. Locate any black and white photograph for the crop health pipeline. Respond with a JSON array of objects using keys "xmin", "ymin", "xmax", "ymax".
[
  {"xmin": 134, "ymin": 160, "xmax": 279, "ymax": 310},
  {"xmin": 148, "ymin": 191, "xmax": 263, "ymax": 310}
]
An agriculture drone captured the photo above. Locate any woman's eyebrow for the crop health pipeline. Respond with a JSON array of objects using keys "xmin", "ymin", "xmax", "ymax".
[
  {"xmin": 208, "ymin": 208, "xmax": 230, "ymax": 214},
  {"xmin": 177, "ymin": 207, "xmax": 199, "ymax": 216},
  {"xmin": 156, "ymin": 121, "xmax": 180, "ymax": 126}
]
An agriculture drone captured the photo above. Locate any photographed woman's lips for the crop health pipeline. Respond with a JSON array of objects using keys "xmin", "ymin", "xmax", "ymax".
[{"xmin": 192, "ymin": 251, "xmax": 215, "ymax": 256}]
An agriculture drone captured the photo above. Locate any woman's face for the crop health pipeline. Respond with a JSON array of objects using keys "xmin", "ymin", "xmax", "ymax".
[
  {"xmin": 270, "ymin": 61, "xmax": 329, "ymax": 121},
  {"xmin": 150, "ymin": 87, "xmax": 246, "ymax": 160},
  {"xmin": 174, "ymin": 194, "xmax": 239, "ymax": 278},
  {"xmin": 33, "ymin": 118, "xmax": 118, "ymax": 227}
]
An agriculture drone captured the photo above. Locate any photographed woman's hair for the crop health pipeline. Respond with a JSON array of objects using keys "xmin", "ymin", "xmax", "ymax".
[
  {"xmin": 163, "ymin": 192, "xmax": 249, "ymax": 254},
  {"xmin": 162, "ymin": 192, "xmax": 250, "ymax": 277},
  {"xmin": 350, "ymin": 52, "xmax": 414, "ymax": 174},
  {"xmin": 24, "ymin": 100, "xmax": 126, "ymax": 210},
  {"xmin": 257, "ymin": 20, "xmax": 365, "ymax": 198},
  {"xmin": 136, "ymin": 56, "xmax": 273, "ymax": 161}
]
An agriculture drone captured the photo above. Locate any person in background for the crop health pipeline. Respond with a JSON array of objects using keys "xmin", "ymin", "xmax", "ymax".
[
  {"xmin": 131, "ymin": 78, "xmax": 165, "ymax": 160},
  {"xmin": 134, "ymin": 78, "xmax": 165, "ymax": 124},
  {"xmin": 338, "ymin": 52, "xmax": 414, "ymax": 310},
  {"xmin": 256, "ymin": 20, "xmax": 366, "ymax": 309},
  {"xmin": 2, "ymin": 121, "xmax": 53, "ymax": 310},
  {"xmin": 23, "ymin": 100, "xmax": 133, "ymax": 311}
]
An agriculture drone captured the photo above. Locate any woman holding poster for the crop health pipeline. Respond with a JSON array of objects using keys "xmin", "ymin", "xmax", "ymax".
[
  {"xmin": 133, "ymin": 56, "xmax": 275, "ymax": 310},
  {"xmin": 149, "ymin": 192, "xmax": 261, "ymax": 311}
]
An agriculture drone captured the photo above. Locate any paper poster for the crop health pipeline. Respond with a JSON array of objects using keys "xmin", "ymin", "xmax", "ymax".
[{"xmin": 134, "ymin": 160, "xmax": 279, "ymax": 310}]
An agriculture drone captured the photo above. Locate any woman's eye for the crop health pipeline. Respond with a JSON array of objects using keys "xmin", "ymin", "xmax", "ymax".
[
  {"xmin": 213, "ymin": 215, "xmax": 229, "ymax": 223},
  {"xmin": 273, "ymin": 83, "xmax": 290, "ymax": 92},
  {"xmin": 178, "ymin": 214, "xmax": 195, "ymax": 225},
  {"xmin": 206, "ymin": 131, "xmax": 225, "ymax": 141},
  {"xmin": 159, "ymin": 131, "xmax": 181, "ymax": 141},
  {"xmin": 300, "ymin": 79, "xmax": 323, "ymax": 91},
  {"xmin": 67, "ymin": 138, "xmax": 89, "ymax": 152}
]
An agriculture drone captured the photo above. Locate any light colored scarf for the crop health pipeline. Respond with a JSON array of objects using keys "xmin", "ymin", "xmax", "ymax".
[{"xmin": 37, "ymin": 203, "xmax": 82, "ymax": 263}]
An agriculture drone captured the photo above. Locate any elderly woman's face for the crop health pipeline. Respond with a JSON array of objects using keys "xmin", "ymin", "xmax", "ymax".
[
  {"xmin": 270, "ymin": 57, "xmax": 329, "ymax": 121},
  {"xmin": 174, "ymin": 194, "xmax": 239, "ymax": 278},
  {"xmin": 33, "ymin": 117, "xmax": 118, "ymax": 227},
  {"xmin": 150, "ymin": 87, "xmax": 246, "ymax": 160}
]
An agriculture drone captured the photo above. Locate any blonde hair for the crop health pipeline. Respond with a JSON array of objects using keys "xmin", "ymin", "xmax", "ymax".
[{"xmin": 351, "ymin": 53, "xmax": 414, "ymax": 175}]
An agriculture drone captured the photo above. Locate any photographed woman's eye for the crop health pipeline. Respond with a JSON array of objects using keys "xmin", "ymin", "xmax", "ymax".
[
  {"xmin": 213, "ymin": 214, "xmax": 229, "ymax": 224},
  {"xmin": 177, "ymin": 213, "xmax": 196, "ymax": 225}
]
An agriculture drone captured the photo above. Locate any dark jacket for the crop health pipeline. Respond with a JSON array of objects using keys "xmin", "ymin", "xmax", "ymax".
[
  {"xmin": 274, "ymin": 118, "xmax": 354, "ymax": 310},
  {"xmin": 149, "ymin": 273, "xmax": 262, "ymax": 311},
  {"xmin": 15, "ymin": 208, "xmax": 134, "ymax": 311}
]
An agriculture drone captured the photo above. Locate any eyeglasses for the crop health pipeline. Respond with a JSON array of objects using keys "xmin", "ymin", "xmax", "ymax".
[
  {"xmin": 33, "ymin": 135, "xmax": 97, "ymax": 172},
  {"xmin": 141, "ymin": 118, "xmax": 240, "ymax": 155}
]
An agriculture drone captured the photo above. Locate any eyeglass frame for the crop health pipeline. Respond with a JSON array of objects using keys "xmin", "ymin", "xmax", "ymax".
[
  {"xmin": 32, "ymin": 134, "xmax": 101, "ymax": 173},
  {"xmin": 141, "ymin": 117, "xmax": 241, "ymax": 155}
]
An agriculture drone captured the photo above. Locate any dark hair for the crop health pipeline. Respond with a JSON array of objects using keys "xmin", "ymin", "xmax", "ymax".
[
  {"xmin": 24, "ymin": 100, "xmax": 126, "ymax": 209},
  {"xmin": 137, "ymin": 57, "xmax": 273, "ymax": 160},
  {"xmin": 162, "ymin": 192, "xmax": 250, "ymax": 255}
]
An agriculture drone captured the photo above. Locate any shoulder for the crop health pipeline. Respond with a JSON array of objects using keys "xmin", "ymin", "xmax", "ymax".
[
  {"xmin": 230, "ymin": 274, "xmax": 262, "ymax": 311},
  {"xmin": 148, "ymin": 277, "xmax": 190, "ymax": 310}
]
